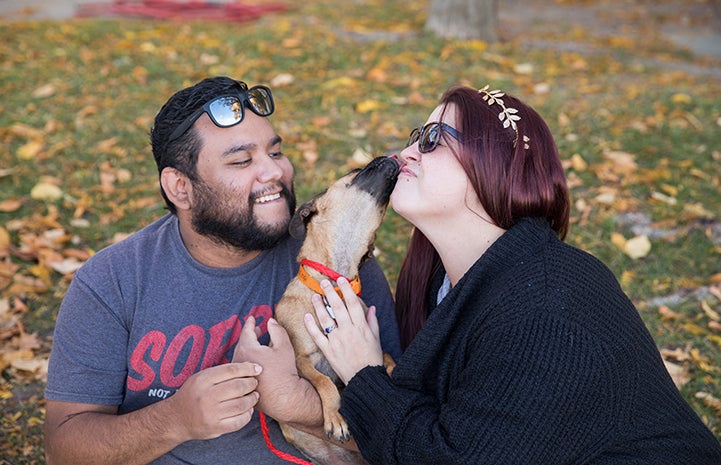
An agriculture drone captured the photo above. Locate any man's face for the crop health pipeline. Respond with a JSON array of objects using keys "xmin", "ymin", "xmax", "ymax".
[{"xmin": 189, "ymin": 111, "xmax": 296, "ymax": 251}]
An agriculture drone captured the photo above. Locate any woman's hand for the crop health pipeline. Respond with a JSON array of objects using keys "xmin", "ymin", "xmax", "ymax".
[{"xmin": 304, "ymin": 277, "xmax": 384, "ymax": 385}]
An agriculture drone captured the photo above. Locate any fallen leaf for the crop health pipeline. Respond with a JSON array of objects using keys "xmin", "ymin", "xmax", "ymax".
[
  {"xmin": 30, "ymin": 182, "xmax": 63, "ymax": 201},
  {"xmin": 659, "ymin": 305, "xmax": 682, "ymax": 321},
  {"xmin": 0, "ymin": 199, "xmax": 24, "ymax": 212},
  {"xmin": 570, "ymin": 153, "xmax": 587, "ymax": 171},
  {"xmin": 9, "ymin": 123, "xmax": 44, "ymax": 139},
  {"xmin": 355, "ymin": 99, "xmax": 383, "ymax": 113},
  {"xmin": 0, "ymin": 227, "xmax": 10, "ymax": 256},
  {"xmin": 661, "ymin": 347, "xmax": 693, "ymax": 362},
  {"xmin": 701, "ymin": 300, "xmax": 720, "ymax": 322},
  {"xmin": 623, "ymin": 235, "xmax": 651, "ymax": 259},
  {"xmin": 17, "ymin": 140, "xmax": 44, "ymax": 160},
  {"xmin": 603, "ymin": 150, "xmax": 637, "ymax": 172},
  {"xmin": 47, "ymin": 257, "xmax": 85, "ymax": 275},
  {"xmin": 270, "ymin": 73, "xmax": 294, "ymax": 87},
  {"xmin": 611, "ymin": 232, "xmax": 627, "ymax": 250},
  {"xmin": 350, "ymin": 147, "xmax": 373, "ymax": 168},
  {"xmin": 664, "ymin": 360, "xmax": 690, "ymax": 387},
  {"xmin": 695, "ymin": 392, "xmax": 721, "ymax": 416},
  {"xmin": 32, "ymin": 83, "xmax": 56, "ymax": 98}
]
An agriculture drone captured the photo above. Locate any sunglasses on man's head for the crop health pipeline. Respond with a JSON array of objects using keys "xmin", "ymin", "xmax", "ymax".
[
  {"xmin": 167, "ymin": 85, "xmax": 274, "ymax": 143},
  {"xmin": 406, "ymin": 122, "xmax": 462, "ymax": 153}
]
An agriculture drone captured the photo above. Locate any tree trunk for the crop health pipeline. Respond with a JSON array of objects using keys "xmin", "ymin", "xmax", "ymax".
[{"xmin": 426, "ymin": 0, "xmax": 499, "ymax": 42}]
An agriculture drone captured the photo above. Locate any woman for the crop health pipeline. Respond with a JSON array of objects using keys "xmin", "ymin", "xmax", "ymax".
[{"xmin": 304, "ymin": 86, "xmax": 721, "ymax": 464}]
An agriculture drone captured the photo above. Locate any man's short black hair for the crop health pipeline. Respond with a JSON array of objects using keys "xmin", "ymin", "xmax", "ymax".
[{"xmin": 150, "ymin": 76, "xmax": 248, "ymax": 214}]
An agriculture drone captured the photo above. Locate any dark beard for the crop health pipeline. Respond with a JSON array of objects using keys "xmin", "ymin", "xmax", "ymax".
[{"xmin": 190, "ymin": 179, "xmax": 296, "ymax": 252}]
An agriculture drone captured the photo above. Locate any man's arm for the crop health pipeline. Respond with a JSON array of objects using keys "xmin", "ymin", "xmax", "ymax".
[
  {"xmin": 232, "ymin": 316, "xmax": 362, "ymax": 451},
  {"xmin": 44, "ymin": 362, "xmax": 261, "ymax": 465}
]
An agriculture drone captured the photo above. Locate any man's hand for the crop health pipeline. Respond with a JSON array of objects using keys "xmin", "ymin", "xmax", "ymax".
[
  {"xmin": 45, "ymin": 362, "xmax": 261, "ymax": 465},
  {"xmin": 167, "ymin": 362, "xmax": 262, "ymax": 442},
  {"xmin": 233, "ymin": 316, "xmax": 322, "ymax": 425}
]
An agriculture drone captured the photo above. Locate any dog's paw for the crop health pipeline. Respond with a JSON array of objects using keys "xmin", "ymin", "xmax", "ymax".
[{"xmin": 324, "ymin": 410, "xmax": 351, "ymax": 443}]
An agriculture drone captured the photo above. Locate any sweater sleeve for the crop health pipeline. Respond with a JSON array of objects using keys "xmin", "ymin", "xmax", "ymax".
[{"xmin": 340, "ymin": 314, "xmax": 621, "ymax": 465}]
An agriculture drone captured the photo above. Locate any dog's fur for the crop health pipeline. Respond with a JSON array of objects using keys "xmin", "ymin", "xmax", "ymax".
[{"xmin": 274, "ymin": 156, "xmax": 400, "ymax": 465}]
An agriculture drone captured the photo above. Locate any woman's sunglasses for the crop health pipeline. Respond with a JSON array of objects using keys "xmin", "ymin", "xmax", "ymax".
[
  {"xmin": 406, "ymin": 122, "xmax": 462, "ymax": 153},
  {"xmin": 167, "ymin": 85, "xmax": 274, "ymax": 143}
]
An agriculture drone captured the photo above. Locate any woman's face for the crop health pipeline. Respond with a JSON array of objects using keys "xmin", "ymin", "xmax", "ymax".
[{"xmin": 391, "ymin": 103, "xmax": 476, "ymax": 227}]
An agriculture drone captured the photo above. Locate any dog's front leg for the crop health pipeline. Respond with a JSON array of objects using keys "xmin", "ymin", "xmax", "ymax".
[{"xmin": 296, "ymin": 355, "xmax": 349, "ymax": 442}]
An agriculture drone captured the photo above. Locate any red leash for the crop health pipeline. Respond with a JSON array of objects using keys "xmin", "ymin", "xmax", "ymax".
[{"xmin": 259, "ymin": 411, "xmax": 314, "ymax": 465}]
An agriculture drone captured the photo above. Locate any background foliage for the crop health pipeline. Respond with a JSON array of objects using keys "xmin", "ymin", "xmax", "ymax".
[{"xmin": 1, "ymin": 0, "xmax": 720, "ymax": 462}]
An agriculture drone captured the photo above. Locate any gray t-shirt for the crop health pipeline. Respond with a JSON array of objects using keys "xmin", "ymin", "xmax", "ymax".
[{"xmin": 45, "ymin": 213, "xmax": 401, "ymax": 464}]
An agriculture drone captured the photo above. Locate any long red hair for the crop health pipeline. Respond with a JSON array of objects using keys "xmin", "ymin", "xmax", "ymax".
[{"xmin": 394, "ymin": 86, "xmax": 570, "ymax": 349}]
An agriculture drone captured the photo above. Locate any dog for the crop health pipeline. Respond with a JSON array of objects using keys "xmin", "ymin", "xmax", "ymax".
[{"xmin": 273, "ymin": 156, "xmax": 400, "ymax": 465}]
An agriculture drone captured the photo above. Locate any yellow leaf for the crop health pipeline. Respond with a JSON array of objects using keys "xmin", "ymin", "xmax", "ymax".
[
  {"xmin": 671, "ymin": 93, "xmax": 692, "ymax": 104},
  {"xmin": 610, "ymin": 232, "xmax": 627, "ymax": 250},
  {"xmin": 10, "ymin": 123, "xmax": 44, "ymax": 139},
  {"xmin": 570, "ymin": 153, "xmax": 587, "ymax": 171},
  {"xmin": 701, "ymin": 300, "xmax": 720, "ymax": 322},
  {"xmin": 17, "ymin": 140, "xmax": 44, "ymax": 160},
  {"xmin": 355, "ymin": 99, "xmax": 383, "ymax": 113},
  {"xmin": 710, "ymin": 335, "xmax": 721, "ymax": 350},
  {"xmin": 682, "ymin": 322, "xmax": 705, "ymax": 335},
  {"xmin": 623, "ymin": 235, "xmax": 651, "ymax": 259},
  {"xmin": 660, "ymin": 184, "xmax": 678, "ymax": 197},
  {"xmin": 30, "ymin": 182, "xmax": 63, "ymax": 201},
  {"xmin": 322, "ymin": 77, "xmax": 357, "ymax": 89}
]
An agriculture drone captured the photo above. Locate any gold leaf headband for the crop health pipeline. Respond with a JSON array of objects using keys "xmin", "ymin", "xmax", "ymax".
[{"xmin": 478, "ymin": 85, "xmax": 530, "ymax": 150}]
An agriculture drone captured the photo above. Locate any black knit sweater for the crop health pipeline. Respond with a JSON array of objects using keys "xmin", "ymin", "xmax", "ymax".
[{"xmin": 340, "ymin": 218, "xmax": 721, "ymax": 464}]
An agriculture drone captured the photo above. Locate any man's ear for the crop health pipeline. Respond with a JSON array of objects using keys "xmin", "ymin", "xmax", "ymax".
[{"xmin": 160, "ymin": 167, "xmax": 192, "ymax": 211}]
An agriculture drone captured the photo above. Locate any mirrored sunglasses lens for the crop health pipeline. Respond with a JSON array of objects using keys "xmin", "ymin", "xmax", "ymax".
[
  {"xmin": 406, "ymin": 128, "xmax": 420, "ymax": 147},
  {"xmin": 208, "ymin": 96, "xmax": 243, "ymax": 126},
  {"xmin": 247, "ymin": 87, "xmax": 273, "ymax": 115},
  {"xmin": 419, "ymin": 124, "xmax": 439, "ymax": 152}
]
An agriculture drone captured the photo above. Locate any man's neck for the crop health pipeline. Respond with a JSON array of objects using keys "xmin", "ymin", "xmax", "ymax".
[{"xmin": 177, "ymin": 217, "xmax": 261, "ymax": 268}]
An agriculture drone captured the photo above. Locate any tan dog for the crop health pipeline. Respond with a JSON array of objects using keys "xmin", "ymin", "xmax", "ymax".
[{"xmin": 274, "ymin": 156, "xmax": 400, "ymax": 465}]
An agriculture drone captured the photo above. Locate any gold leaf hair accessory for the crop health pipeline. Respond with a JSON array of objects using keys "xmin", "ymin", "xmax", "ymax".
[{"xmin": 478, "ymin": 85, "xmax": 530, "ymax": 150}]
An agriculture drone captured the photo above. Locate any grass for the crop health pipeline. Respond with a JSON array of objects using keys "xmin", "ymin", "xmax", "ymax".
[{"xmin": 1, "ymin": 0, "xmax": 721, "ymax": 462}]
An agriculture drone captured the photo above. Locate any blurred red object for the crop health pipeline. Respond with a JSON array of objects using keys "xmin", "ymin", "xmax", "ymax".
[{"xmin": 75, "ymin": 0, "xmax": 287, "ymax": 22}]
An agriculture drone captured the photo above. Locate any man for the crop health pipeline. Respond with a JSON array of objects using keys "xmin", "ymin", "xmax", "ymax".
[{"xmin": 44, "ymin": 76, "xmax": 402, "ymax": 464}]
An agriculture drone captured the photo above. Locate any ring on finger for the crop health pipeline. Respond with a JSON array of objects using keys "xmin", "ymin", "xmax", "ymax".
[{"xmin": 324, "ymin": 323, "xmax": 338, "ymax": 334}]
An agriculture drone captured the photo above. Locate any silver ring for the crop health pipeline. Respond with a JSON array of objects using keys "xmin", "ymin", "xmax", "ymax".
[{"xmin": 324, "ymin": 324, "xmax": 337, "ymax": 334}]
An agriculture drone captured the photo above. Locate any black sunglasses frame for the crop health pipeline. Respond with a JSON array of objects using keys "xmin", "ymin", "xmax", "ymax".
[
  {"xmin": 167, "ymin": 85, "xmax": 274, "ymax": 143},
  {"xmin": 406, "ymin": 122, "xmax": 462, "ymax": 153}
]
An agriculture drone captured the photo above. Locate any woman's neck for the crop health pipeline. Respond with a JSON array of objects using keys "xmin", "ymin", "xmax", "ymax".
[{"xmin": 423, "ymin": 215, "xmax": 506, "ymax": 286}]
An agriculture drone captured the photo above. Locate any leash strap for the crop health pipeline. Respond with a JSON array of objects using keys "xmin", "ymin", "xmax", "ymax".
[
  {"xmin": 298, "ymin": 259, "xmax": 362, "ymax": 297},
  {"xmin": 259, "ymin": 411, "xmax": 314, "ymax": 465}
]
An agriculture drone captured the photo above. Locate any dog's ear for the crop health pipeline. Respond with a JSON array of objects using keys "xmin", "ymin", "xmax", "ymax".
[{"xmin": 289, "ymin": 198, "xmax": 318, "ymax": 239}]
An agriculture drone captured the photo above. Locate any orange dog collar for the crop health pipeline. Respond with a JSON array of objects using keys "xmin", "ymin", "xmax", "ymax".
[{"xmin": 297, "ymin": 258, "xmax": 362, "ymax": 298}]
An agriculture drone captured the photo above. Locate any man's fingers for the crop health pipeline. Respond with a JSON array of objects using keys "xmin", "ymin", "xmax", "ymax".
[
  {"xmin": 204, "ymin": 361, "xmax": 262, "ymax": 384},
  {"xmin": 266, "ymin": 318, "xmax": 290, "ymax": 349}
]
